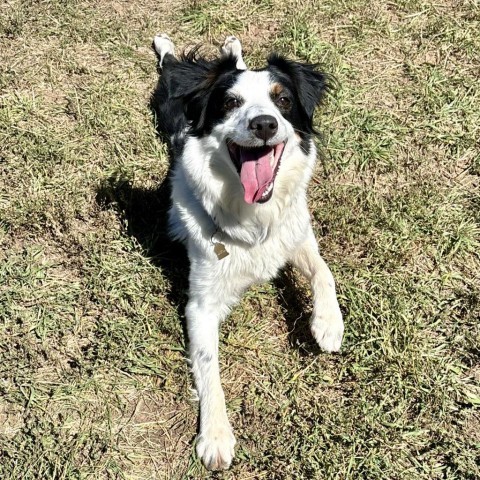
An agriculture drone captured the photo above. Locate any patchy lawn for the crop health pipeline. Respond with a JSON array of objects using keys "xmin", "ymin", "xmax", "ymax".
[{"xmin": 0, "ymin": 0, "xmax": 479, "ymax": 478}]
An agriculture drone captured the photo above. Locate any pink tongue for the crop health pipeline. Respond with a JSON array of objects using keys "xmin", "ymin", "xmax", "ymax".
[{"xmin": 239, "ymin": 147, "xmax": 274, "ymax": 204}]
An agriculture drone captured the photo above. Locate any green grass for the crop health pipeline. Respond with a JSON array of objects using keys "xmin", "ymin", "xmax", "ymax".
[{"xmin": 1, "ymin": 0, "xmax": 479, "ymax": 478}]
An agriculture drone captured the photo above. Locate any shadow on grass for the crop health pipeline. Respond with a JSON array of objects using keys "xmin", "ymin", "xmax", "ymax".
[
  {"xmin": 95, "ymin": 175, "xmax": 189, "ymax": 313},
  {"xmin": 274, "ymin": 267, "xmax": 322, "ymax": 357}
]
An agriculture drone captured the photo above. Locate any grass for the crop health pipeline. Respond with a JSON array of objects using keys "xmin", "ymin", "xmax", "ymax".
[{"xmin": 1, "ymin": 0, "xmax": 479, "ymax": 478}]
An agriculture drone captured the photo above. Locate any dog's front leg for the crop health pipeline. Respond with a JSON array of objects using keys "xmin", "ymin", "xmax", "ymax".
[
  {"xmin": 186, "ymin": 296, "xmax": 236, "ymax": 470},
  {"xmin": 290, "ymin": 228, "xmax": 344, "ymax": 352}
]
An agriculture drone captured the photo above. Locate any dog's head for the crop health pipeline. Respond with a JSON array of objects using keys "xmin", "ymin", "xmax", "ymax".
[{"xmin": 172, "ymin": 51, "xmax": 331, "ymax": 205}]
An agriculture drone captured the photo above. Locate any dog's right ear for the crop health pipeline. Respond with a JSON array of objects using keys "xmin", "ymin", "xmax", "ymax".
[{"xmin": 170, "ymin": 50, "xmax": 238, "ymax": 135}]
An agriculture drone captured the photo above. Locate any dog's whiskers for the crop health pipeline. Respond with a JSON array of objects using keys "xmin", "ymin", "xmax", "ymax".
[{"xmin": 294, "ymin": 127, "xmax": 312, "ymax": 136}]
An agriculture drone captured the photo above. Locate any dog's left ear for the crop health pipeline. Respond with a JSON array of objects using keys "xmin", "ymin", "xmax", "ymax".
[{"xmin": 267, "ymin": 54, "xmax": 332, "ymax": 120}]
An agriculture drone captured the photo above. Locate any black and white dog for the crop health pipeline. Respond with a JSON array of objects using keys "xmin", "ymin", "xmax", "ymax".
[{"xmin": 151, "ymin": 35, "xmax": 344, "ymax": 471}]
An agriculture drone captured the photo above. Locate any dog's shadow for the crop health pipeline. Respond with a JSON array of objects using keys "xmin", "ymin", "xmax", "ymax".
[
  {"xmin": 96, "ymin": 175, "xmax": 190, "ymax": 312},
  {"xmin": 274, "ymin": 268, "xmax": 322, "ymax": 356}
]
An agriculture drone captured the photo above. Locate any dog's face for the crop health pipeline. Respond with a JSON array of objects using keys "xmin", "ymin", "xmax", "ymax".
[{"xmin": 173, "ymin": 54, "xmax": 329, "ymax": 205}]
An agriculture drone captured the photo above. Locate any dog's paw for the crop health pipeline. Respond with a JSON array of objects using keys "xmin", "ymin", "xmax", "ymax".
[
  {"xmin": 220, "ymin": 36, "xmax": 247, "ymax": 70},
  {"xmin": 311, "ymin": 303, "xmax": 344, "ymax": 353},
  {"xmin": 196, "ymin": 424, "xmax": 236, "ymax": 471},
  {"xmin": 153, "ymin": 33, "xmax": 175, "ymax": 66}
]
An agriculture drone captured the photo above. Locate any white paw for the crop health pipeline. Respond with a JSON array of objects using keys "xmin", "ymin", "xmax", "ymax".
[
  {"xmin": 220, "ymin": 35, "xmax": 247, "ymax": 70},
  {"xmin": 311, "ymin": 303, "xmax": 344, "ymax": 353},
  {"xmin": 153, "ymin": 33, "xmax": 175, "ymax": 66},
  {"xmin": 196, "ymin": 423, "xmax": 236, "ymax": 471}
]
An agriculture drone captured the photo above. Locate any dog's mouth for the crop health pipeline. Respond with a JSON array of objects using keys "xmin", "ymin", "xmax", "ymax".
[{"xmin": 227, "ymin": 141, "xmax": 286, "ymax": 204}]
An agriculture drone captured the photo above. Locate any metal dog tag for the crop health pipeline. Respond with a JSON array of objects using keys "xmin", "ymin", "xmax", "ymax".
[{"xmin": 213, "ymin": 242, "xmax": 229, "ymax": 260}]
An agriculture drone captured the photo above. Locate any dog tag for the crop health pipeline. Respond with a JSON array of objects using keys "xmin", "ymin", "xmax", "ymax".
[{"xmin": 213, "ymin": 242, "xmax": 229, "ymax": 260}]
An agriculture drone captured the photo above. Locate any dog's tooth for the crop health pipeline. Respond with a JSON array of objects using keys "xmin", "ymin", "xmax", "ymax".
[{"xmin": 262, "ymin": 182, "xmax": 273, "ymax": 198}]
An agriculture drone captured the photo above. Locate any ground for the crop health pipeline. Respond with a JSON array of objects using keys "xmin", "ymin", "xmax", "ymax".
[{"xmin": 0, "ymin": 0, "xmax": 479, "ymax": 479}]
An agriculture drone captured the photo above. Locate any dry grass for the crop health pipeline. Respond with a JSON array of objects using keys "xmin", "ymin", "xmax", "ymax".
[{"xmin": 1, "ymin": 0, "xmax": 479, "ymax": 478}]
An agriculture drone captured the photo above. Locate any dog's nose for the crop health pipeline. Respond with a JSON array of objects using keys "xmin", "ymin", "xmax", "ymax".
[{"xmin": 249, "ymin": 115, "xmax": 278, "ymax": 142}]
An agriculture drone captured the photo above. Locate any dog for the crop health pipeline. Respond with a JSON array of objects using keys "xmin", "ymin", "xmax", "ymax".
[{"xmin": 151, "ymin": 34, "xmax": 344, "ymax": 471}]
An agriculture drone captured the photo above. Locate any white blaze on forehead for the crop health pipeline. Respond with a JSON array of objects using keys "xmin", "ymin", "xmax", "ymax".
[{"xmin": 229, "ymin": 70, "xmax": 274, "ymax": 108}]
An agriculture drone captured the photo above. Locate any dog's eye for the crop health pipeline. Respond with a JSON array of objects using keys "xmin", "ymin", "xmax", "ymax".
[
  {"xmin": 277, "ymin": 96, "xmax": 291, "ymax": 109},
  {"xmin": 224, "ymin": 97, "xmax": 240, "ymax": 111}
]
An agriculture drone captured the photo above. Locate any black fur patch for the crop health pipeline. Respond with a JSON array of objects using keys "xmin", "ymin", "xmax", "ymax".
[
  {"xmin": 264, "ymin": 55, "xmax": 331, "ymax": 152},
  {"xmin": 151, "ymin": 49, "xmax": 242, "ymax": 149}
]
